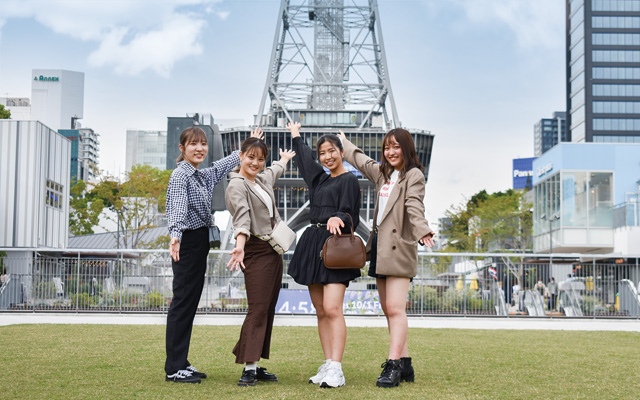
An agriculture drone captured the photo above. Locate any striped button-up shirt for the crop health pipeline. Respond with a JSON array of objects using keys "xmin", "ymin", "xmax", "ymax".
[{"xmin": 166, "ymin": 151, "xmax": 240, "ymax": 242}]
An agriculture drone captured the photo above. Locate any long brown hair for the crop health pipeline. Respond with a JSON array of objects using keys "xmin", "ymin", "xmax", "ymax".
[
  {"xmin": 176, "ymin": 127, "xmax": 208, "ymax": 165},
  {"xmin": 379, "ymin": 128, "xmax": 424, "ymax": 181}
]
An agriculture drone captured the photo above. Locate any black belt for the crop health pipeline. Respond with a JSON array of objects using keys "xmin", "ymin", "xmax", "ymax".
[{"xmin": 314, "ymin": 223, "xmax": 327, "ymax": 228}]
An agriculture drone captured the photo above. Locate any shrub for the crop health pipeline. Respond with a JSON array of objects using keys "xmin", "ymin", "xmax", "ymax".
[{"xmin": 142, "ymin": 291, "xmax": 167, "ymax": 308}]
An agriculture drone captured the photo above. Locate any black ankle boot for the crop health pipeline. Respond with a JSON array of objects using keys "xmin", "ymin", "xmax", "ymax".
[
  {"xmin": 376, "ymin": 359, "xmax": 402, "ymax": 388},
  {"xmin": 400, "ymin": 357, "xmax": 414, "ymax": 382}
]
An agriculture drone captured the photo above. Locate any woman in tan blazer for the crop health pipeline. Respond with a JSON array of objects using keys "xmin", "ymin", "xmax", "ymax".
[
  {"xmin": 338, "ymin": 128, "xmax": 435, "ymax": 388},
  {"xmin": 225, "ymin": 134, "xmax": 295, "ymax": 387}
]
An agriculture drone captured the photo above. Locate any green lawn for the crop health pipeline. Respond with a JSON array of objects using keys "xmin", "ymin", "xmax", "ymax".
[{"xmin": 0, "ymin": 324, "xmax": 638, "ymax": 399}]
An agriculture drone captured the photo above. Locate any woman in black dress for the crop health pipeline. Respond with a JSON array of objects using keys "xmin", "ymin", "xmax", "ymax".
[{"xmin": 286, "ymin": 121, "xmax": 361, "ymax": 388}]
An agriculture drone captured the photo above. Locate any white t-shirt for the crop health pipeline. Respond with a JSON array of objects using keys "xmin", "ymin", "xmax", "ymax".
[
  {"xmin": 253, "ymin": 183, "xmax": 274, "ymax": 218},
  {"xmin": 376, "ymin": 169, "xmax": 399, "ymax": 224}
]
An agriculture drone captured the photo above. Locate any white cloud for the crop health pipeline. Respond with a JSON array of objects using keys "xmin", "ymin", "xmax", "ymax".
[
  {"xmin": 0, "ymin": 0, "xmax": 226, "ymax": 77},
  {"xmin": 450, "ymin": 0, "xmax": 564, "ymax": 49}
]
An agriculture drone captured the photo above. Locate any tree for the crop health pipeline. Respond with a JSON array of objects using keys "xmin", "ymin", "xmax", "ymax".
[
  {"xmin": 441, "ymin": 189, "xmax": 532, "ymax": 253},
  {"xmin": 69, "ymin": 180, "xmax": 104, "ymax": 236},
  {"xmin": 440, "ymin": 189, "xmax": 533, "ymax": 287},
  {"xmin": 0, "ymin": 105, "xmax": 11, "ymax": 119},
  {"xmin": 69, "ymin": 165, "xmax": 171, "ymax": 248}
]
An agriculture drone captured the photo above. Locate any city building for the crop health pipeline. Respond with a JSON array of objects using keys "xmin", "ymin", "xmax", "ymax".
[
  {"xmin": 0, "ymin": 119, "xmax": 71, "ymax": 254},
  {"xmin": 30, "ymin": 69, "xmax": 84, "ymax": 131},
  {"xmin": 0, "ymin": 97, "xmax": 31, "ymax": 120},
  {"xmin": 126, "ymin": 129, "xmax": 167, "ymax": 171},
  {"xmin": 567, "ymin": 1, "xmax": 640, "ymax": 144},
  {"xmin": 513, "ymin": 157, "xmax": 537, "ymax": 189},
  {"xmin": 534, "ymin": 112, "xmax": 567, "ymax": 156},
  {"xmin": 532, "ymin": 142, "xmax": 640, "ymax": 255},
  {"xmin": 59, "ymin": 128, "xmax": 100, "ymax": 183}
]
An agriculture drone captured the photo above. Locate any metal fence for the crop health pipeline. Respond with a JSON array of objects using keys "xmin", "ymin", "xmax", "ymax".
[{"xmin": 1, "ymin": 249, "xmax": 639, "ymax": 318}]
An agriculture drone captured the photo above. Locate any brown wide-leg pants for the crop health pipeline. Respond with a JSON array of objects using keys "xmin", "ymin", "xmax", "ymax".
[{"xmin": 233, "ymin": 235, "xmax": 283, "ymax": 364}]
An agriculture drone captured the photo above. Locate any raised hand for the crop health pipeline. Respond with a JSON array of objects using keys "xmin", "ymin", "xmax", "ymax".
[
  {"xmin": 250, "ymin": 127, "xmax": 264, "ymax": 140},
  {"xmin": 286, "ymin": 121, "xmax": 301, "ymax": 138},
  {"xmin": 337, "ymin": 130, "xmax": 346, "ymax": 141},
  {"xmin": 279, "ymin": 148, "xmax": 296, "ymax": 162}
]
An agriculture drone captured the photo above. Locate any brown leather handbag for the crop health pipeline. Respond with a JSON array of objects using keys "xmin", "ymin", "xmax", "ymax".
[{"xmin": 321, "ymin": 214, "xmax": 366, "ymax": 269}]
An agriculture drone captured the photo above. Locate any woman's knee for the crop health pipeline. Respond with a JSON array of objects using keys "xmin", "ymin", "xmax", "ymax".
[
  {"xmin": 384, "ymin": 302, "xmax": 406, "ymax": 319},
  {"xmin": 323, "ymin": 303, "xmax": 343, "ymax": 320}
]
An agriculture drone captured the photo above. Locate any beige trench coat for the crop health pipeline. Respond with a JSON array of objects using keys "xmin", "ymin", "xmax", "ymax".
[
  {"xmin": 342, "ymin": 138, "xmax": 433, "ymax": 278},
  {"xmin": 225, "ymin": 160, "xmax": 288, "ymax": 239}
]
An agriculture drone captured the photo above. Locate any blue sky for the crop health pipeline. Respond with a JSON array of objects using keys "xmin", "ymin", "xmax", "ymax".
[{"xmin": 0, "ymin": 0, "xmax": 566, "ymax": 227}]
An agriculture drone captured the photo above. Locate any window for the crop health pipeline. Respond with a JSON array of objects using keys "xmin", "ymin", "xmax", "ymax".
[
  {"xmin": 562, "ymin": 172, "xmax": 588, "ymax": 227},
  {"xmin": 45, "ymin": 180, "xmax": 64, "ymax": 210},
  {"xmin": 593, "ymin": 101, "xmax": 640, "ymax": 114},
  {"xmin": 593, "ymin": 50, "xmax": 640, "ymax": 63},
  {"xmin": 593, "ymin": 84, "xmax": 640, "ymax": 97},
  {"xmin": 593, "ymin": 67, "xmax": 640, "ymax": 80},
  {"xmin": 593, "ymin": 118, "xmax": 640, "ymax": 131},
  {"xmin": 592, "ymin": 0, "xmax": 640, "ymax": 12},
  {"xmin": 592, "ymin": 16, "xmax": 640, "ymax": 28},
  {"xmin": 593, "ymin": 33, "xmax": 640, "ymax": 46},
  {"xmin": 593, "ymin": 134, "xmax": 640, "ymax": 142},
  {"xmin": 588, "ymin": 172, "xmax": 613, "ymax": 227}
]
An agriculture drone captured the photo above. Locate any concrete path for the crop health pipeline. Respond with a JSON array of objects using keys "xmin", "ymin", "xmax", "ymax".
[{"xmin": 1, "ymin": 313, "xmax": 640, "ymax": 332}]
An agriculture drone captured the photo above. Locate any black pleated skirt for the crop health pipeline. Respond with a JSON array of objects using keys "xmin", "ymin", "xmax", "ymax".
[{"xmin": 287, "ymin": 226, "xmax": 361, "ymax": 286}]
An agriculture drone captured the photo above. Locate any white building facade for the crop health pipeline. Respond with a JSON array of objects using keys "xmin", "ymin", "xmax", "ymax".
[
  {"xmin": 30, "ymin": 69, "xmax": 84, "ymax": 131},
  {"xmin": 0, "ymin": 120, "xmax": 71, "ymax": 249}
]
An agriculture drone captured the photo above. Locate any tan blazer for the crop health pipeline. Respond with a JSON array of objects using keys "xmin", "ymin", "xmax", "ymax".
[
  {"xmin": 342, "ymin": 138, "xmax": 433, "ymax": 278},
  {"xmin": 225, "ymin": 159, "xmax": 288, "ymax": 239}
]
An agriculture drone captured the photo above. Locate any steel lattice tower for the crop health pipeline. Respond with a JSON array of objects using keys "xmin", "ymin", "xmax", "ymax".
[
  {"xmin": 255, "ymin": 0, "xmax": 400, "ymax": 129},
  {"xmin": 220, "ymin": 0, "xmax": 434, "ymax": 247}
]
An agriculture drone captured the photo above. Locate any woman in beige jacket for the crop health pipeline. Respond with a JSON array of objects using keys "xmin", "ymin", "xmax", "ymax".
[
  {"xmin": 338, "ymin": 128, "xmax": 435, "ymax": 388},
  {"xmin": 225, "ymin": 134, "xmax": 295, "ymax": 387}
]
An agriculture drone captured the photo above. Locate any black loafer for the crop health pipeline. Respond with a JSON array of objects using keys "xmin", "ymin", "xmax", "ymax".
[
  {"xmin": 238, "ymin": 369, "xmax": 258, "ymax": 387},
  {"xmin": 256, "ymin": 367, "xmax": 278, "ymax": 382}
]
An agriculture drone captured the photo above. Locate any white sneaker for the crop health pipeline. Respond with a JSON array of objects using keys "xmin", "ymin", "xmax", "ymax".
[
  {"xmin": 308, "ymin": 362, "xmax": 329, "ymax": 384},
  {"xmin": 320, "ymin": 365, "xmax": 345, "ymax": 388}
]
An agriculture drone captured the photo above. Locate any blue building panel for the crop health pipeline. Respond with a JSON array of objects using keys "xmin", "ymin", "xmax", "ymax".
[{"xmin": 513, "ymin": 157, "xmax": 536, "ymax": 189}]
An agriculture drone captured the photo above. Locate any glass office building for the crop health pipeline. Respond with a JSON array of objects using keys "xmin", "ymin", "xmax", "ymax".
[
  {"xmin": 568, "ymin": 0, "xmax": 640, "ymax": 143},
  {"xmin": 125, "ymin": 130, "xmax": 166, "ymax": 172},
  {"xmin": 532, "ymin": 142, "xmax": 640, "ymax": 254},
  {"xmin": 534, "ymin": 112, "xmax": 567, "ymax": 156}
]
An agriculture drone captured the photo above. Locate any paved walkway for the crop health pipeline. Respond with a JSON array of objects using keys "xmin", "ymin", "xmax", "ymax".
[{"xmin": 1, "ymin": 313, "xmax": 640, "ymax": 331}]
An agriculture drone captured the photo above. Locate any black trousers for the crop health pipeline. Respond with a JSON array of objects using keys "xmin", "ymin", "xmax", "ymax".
[{"xmin": 165, "ymin": 227, "xmax": 209, "ymax": 375}]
